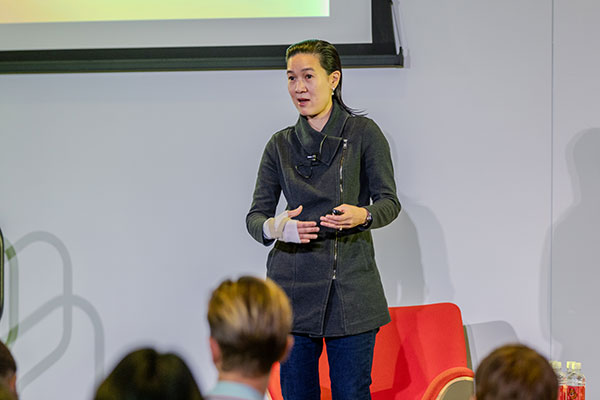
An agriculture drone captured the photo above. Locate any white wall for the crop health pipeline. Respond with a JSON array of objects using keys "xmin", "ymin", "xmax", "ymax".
[
  {"xmin": 551, "ymin": 0, "xmax": 600, "ymax": 391},
  {"xmin": 0, "ymin": 0, "xmax": 597, "ymax": 398}
]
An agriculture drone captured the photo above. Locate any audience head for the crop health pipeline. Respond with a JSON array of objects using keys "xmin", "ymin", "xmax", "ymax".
[
  {"xmin": 0, "ymin": 341, "xmax": 16, "ymax": 397},
  {"xmin": 207, "ymin": 276, "xmax": 293, "ymax": 377},
  {"xmin": 94, "ymin": 347, "xmax": 203, "ymax": 400},
  {"xmin": 474, "ymin": 343, "xmax": 558, "ymax": 400}
]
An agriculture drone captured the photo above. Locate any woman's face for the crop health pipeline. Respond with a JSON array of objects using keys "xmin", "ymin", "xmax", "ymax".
[{"xmin": 286, "ymin": 53, "xmax": 340, "ymax": 122}]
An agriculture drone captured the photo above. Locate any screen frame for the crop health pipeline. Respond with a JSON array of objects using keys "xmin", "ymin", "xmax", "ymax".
[{"xmin": 0, "ymin": 0, "xmax": 402, "ymax": 73}]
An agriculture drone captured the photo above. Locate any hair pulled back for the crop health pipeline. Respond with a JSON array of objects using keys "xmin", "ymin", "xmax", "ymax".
[{"xmin": 286, "ymin": 39, "xmax": 362, "ymax": 116}]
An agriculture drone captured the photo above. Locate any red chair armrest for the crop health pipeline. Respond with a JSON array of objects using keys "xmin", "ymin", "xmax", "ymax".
[
  {"xmin": 267, "ymin": 362, "xmax": 283, "ymax": 400},
  {"xmin": 422, "ymin": 366, "xmax": 474, "ymax": 400}
]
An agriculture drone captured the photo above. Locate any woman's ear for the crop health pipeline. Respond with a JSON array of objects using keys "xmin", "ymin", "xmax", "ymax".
[{"xmin": 330, "ymin": 70, "xmax": 341, "ymax": 90}]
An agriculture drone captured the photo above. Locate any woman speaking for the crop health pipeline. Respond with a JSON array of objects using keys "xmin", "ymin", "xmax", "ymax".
[{"xmin": 246, "ymin": 39, "xmax": 401, "ymax": 400}]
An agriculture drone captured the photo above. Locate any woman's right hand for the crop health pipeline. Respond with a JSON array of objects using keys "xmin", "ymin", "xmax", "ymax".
[{"xmin": 287, "ymin": 205, "xmax": 319, "ymax": 243}]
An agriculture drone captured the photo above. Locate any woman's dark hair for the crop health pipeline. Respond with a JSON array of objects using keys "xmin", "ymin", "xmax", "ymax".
[
  {"xmin": 94, "ymin": 348, "xmax": 204, "ymax": 400},
  {"xmin": 286, "ymin": 39, "xmax": 363, "ymax": 116}
]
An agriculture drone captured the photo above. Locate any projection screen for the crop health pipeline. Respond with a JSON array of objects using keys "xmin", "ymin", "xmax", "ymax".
[{"xmin": 0, "ymin": 0, "xmax": 402, "ymax": 73}]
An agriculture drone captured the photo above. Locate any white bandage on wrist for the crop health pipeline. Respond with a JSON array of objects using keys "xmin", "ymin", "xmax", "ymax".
[
  {"xmin": 282, "ymin": 219, "xmax": 300, "ymax": 243},
  {"xmin": 263, "ymin": 211, "xmax": 301, "ymax": 243}
]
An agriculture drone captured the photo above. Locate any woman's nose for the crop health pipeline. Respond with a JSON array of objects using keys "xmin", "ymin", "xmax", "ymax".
[{"xmin": 295, "ymin": 80, "xmax": 306, "ymax": 92}]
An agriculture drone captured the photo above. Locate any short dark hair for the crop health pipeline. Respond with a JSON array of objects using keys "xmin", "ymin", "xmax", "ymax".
[
  {"xmin": 0, "ymin": 341, "xmax": 16, "ymax": 380},
  {"xmin": 475, "ymin": 344, "xmax": 558, "ymax": 400},
  {"xmin": 94, "ymin": 348, "xmax": 203, "ymax": 400}
]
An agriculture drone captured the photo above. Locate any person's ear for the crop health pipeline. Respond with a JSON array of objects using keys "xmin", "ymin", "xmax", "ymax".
[
  {"xmin": 8, "ymin": 373, "xmax": 16, "ymax": 393},
  {"xmin": 329, "ymin": 71, "xmax": 341, "ymax": 91},
  {"xmin": 209, "ymin": 337, "xmax": 222, "ymax": 367},
  {"xmin": 279, "ymin": 335, "xmax": 294, "ymax": 363}
]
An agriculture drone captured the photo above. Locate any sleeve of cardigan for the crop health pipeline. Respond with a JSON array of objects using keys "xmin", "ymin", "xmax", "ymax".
[
  {"xmin": 246, "ymin": 136, "xmax": 282, "ymax": 246},
  {"xmin": 360, "ymin": 119, "xmax": 402, "ymax": 230}
]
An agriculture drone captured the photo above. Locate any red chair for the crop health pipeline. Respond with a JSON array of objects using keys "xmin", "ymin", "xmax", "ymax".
[{"xmin": 268, "ymin": 303, "xmax": 474, "ymax": 400}]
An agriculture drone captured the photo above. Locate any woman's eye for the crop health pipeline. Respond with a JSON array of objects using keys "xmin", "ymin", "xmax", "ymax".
[
  {"xmin": 288, "ymin": 76, "xmax": 295, "ymax": 81},
  {"xmin": 305, "ymin": 74, "xmax": 313, "ymax": 79}
]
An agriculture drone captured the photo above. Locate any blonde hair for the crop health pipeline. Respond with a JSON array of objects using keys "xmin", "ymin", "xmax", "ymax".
[{"xmin": 208, "ymin": 276, "xmax": 292, "ymax": 376}]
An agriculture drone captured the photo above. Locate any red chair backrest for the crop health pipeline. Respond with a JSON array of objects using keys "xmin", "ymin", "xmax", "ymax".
[{"xmin": 268, "ymin": 303, "xmax": 469, "ymax": 400}]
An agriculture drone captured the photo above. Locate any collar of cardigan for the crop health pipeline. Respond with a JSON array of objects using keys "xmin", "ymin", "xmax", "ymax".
[{"xmin": 294, "ymin": 99, "xmax": 350, "ymax": 167}]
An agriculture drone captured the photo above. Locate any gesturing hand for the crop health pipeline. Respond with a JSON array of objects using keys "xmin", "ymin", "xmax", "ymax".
[
  {"xmin": 319, "ymin": 204, "xmax": 368, "ymax": 231},
  {"xmin": 287, "ymin": 205, "xmax": 320, "ymax": 243}
]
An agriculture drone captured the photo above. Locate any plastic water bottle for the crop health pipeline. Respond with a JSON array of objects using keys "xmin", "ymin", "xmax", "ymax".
[
  {"xmin": 551, "ymin": 361, "xmax": 566, "ymax": 400},
  {"xmin": 565, "ymin": 361, "xmax": 586, "ymax": 400},
  {"xmin": 565, "ymin": 362, "xmax": 576, "ymax": 399},
  {"xmin": 574, "ymin": 362, "xmax": 586, "ymax": 400}
]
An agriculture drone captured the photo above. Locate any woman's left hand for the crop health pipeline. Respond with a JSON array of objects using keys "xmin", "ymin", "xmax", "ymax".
[{"xmin": 319, "ymin": 204, "xmax": 368, "ymax": 231}]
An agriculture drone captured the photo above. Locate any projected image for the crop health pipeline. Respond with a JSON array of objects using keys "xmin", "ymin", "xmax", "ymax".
[{"xmin": 1, "ymin": 0, "xmax": 329, "ymax": 24}]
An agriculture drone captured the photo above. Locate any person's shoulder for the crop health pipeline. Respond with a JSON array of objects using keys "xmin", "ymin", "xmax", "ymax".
[
  {"xmin": 346, "ymin": 113, "xmax": 379, "ymax": 129},
  {"xmin": 265, "ymin": 125, "xmax": 295, "ymax": 149},
  {"xmin": 271, "ymin": 125, "xmax": 295, "ymax": 139},
  {"xmin": 347, "ymin": 115, "xmax": 385, "ymax": 140}
]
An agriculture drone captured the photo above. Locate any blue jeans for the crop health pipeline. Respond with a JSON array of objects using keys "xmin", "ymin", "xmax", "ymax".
[{"xmin": 280, "ymin": 329, "xmax": 378, "ymax": 400}]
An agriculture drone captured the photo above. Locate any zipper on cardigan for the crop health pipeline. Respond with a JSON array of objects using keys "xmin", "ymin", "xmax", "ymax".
[{"xmin": 333, "ymin": 139, "xmax": 348, "ymax": 280}]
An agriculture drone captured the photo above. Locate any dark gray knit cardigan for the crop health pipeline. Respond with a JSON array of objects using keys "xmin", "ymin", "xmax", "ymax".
[{"xmin": 247, "ymin": 101, "xmax": 401, "ymax": 336}]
